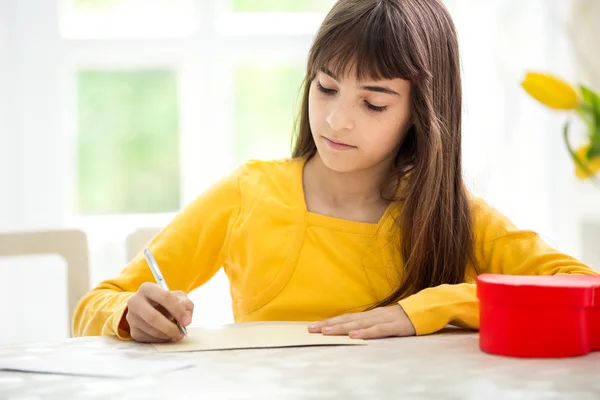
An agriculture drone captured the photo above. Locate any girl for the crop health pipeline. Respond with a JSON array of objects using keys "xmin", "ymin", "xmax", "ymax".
[{"xmin": 73, "ymin": 0, "xmax": 598, "ymax": 343}]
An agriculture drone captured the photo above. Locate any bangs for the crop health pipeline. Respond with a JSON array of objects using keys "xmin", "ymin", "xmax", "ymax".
[{"xmin": 309, "ymin": 1, "xmax": 424, "ymax": 82}]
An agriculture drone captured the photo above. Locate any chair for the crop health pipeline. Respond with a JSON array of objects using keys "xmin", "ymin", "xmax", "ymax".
[
  {"xmin": 0, "ymin": 230, "xmax": 90, "ymax": 336},
  {"xmin": 125, "ymin": 227, "xmax": 161, "ymax": 262}
]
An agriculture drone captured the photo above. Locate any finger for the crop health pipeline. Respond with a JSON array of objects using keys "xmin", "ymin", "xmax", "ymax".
[
  {"xmin": 349, "ymin": 322, "xmax": 403, "ymax": 339},
  {"xmin": 172, "ymin": 290, "xmax": 195, "ymax": 318},
  {"xmin": 155, "ymin": 303, "xmax": 192, "ymax": 329},
  {"xmin": 321, "ymin": 317, "xmax": 381, "ymax": 335},
  {"xmin": 155, "ymin": 304, "xmax": 173, "ymax": 319},
  {"xmin": 137, "ymin": 298, "xmax": 185, "ymax": 340},
  {"xmin": 141, "ymin": 283, "xmax": 191, "ymax": 326},
  {"xmin": 130, "ymin": 326, "xmax": 171, "ymax": 343},
  {"xmin": 127, "ymin": 312, "xmax": 173, "ymax": 341},
  {"xmin": 308, "ymin": 311, "xmax": 369, "ymax": 332}
]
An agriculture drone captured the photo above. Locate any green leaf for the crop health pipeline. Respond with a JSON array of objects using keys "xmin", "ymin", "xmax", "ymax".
[
  {"xmin": 579, "ymin": 85, "xmax": 600, "ymax": 128},
  {"xmin": 563, "ymin": 121, "xmax": 578, "ymax": 162},
  {"xmin": 576, "ymin": 103, "xmax": 595, "ymax": 134},
  {"xmin": 590, "ymin": 135, "xmax": 600, "ymax": 158},
  {"xmin": 578, "ymin": 85, "xmax": 600, "ymax": 158},
  {"xmin": 563, "ymin": 121, "xmax": 591, "ymax": 176},
  {"xmin": 580, "ymin": 85, "xmax": 600, "ymax": 114}
]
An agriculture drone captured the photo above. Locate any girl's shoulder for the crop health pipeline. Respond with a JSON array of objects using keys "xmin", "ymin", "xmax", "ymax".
[
  {"xmin": 466, "ymin": 191, "xmax": 521, "ymax": 238},
  {"xmin": 238, "ymin": 157, "xmax": 304, "ymax": 181},
  {"xmin": 233, "ymin": 157, "xmax": 306, "ymax": 202}
]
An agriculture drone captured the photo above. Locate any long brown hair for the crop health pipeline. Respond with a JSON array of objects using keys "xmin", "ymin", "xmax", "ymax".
[{"xmin": 292, "ymin": 0, "xmax": 474, "ymax": 305}]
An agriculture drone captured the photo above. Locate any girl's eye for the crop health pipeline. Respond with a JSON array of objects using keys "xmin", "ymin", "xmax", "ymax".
[
  {"xmin": 365, "ymin": 102, "xmax": 387, "ymax": 113},
  {"xmin": 317, "ymin": 82, "xmax": 336, "ymax": 95},
  {"xmin": 317, "ymin": 81, "xmax": 387, "ymax": 113}
]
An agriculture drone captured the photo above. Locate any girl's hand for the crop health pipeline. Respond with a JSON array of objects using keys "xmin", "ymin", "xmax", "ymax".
[
  {"xmin": 308, "ymin": 305, "xmax": 416, "ymax": 339},
  {"xmin": 125, "ymin": 282, "xmax": 194, "ymax": 343}
]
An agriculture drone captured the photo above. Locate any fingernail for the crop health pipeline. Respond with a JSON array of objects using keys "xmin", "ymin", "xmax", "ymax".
[
  {"xmin": 349, "ymin": 330, "xmax": 359, "ymax": 337},
  {"xmin": 181, "ymin": 314, "xmax": 191, "ymax": 325},
  {"xmin": 323, "ymin": 327, "xmax": 332, "ymax": 333},
  {"xmin": 309, "ymin": 323, "xmax": 318, "ymax": 330}
]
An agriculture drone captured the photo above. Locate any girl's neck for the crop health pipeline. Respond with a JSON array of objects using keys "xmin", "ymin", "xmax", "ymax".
[{"xmin": 303, "ymin": 153, "xmax": 396, "ymax": 211}]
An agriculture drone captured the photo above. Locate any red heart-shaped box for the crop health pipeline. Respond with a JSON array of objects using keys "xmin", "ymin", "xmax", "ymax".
[{"xmin": 477, "ymin": 273, "xmax": 600, "ymax": 358}]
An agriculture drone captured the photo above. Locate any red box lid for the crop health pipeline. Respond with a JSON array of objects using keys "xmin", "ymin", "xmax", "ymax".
[{"xmin": 477, "ymin": 274, "xmax": 600, "ymax": 307}]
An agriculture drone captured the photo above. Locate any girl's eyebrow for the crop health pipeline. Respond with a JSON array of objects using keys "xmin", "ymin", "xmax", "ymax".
[
  {"xmin": 319, "ymin": 68, "xmax": 400, "ymax": 97},
  {"xmin": 360, "ymin": 85, "xmax": 400, "ymax": 96}
]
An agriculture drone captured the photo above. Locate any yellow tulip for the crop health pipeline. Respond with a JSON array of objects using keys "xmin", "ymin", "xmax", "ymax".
[
  {"xmin": 574, "ymin": 143, "xmax": 600, "ymax": 179},
  {"xmin": 521, "ymin": 72, "xmax": 579, "ymax": 110}
]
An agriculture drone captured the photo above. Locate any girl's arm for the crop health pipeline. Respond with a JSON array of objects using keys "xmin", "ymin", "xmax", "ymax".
[
  {"xmin": 398, "ymin": 196, "xmax": 599, "ymax": 336},
  {"xmin": 72, "ymin": 168, "xmax": 243, "ymax": 339}
]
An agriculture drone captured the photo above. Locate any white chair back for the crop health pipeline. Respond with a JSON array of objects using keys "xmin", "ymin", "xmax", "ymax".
[
  {"xmin": 125, "ymin": 227, "xmax": 161, "ymax": 261},
  {"xmin": 0, "ymin": 230, "xmax": 90, "ymax": 336}
]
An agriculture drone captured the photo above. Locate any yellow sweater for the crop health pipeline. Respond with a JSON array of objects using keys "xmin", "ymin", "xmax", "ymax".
[{"xmin": 72, "ymin": 158, "xmax": 598, "ymax": 338}]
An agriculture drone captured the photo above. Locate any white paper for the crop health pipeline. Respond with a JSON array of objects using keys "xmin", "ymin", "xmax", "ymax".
[
  {"xmin": 153, "ymin": 321, "xmax": 366, "ymax": 353},
  {"xmin": 0, "ymin": 353, "xmax": 193, "ymax": 378}
]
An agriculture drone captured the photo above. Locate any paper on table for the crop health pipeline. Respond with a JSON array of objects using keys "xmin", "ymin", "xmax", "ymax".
[
  {"xmin": 153, "ymin": 321, "xmax": 366, "ymax": 353},
  {"xmin": 0, "ymin": 353, "xmax": 193, "ymax": 379}
]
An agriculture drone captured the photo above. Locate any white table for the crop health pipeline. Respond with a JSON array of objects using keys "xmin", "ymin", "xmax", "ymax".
[{"xmin": 1, "ymin": 330, "xmax": 599, "ymax": 399}]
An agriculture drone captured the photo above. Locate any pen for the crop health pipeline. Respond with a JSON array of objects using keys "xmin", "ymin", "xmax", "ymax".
[{"xmin": 143, "ymin": 248, "xmax": 188, "ymax": 336}]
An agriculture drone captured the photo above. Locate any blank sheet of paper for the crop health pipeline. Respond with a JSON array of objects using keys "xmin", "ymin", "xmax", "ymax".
[
  {"xmin": 0, "ymin": 353, "xmax": 193, "ymax": 378},
  {"xmin": 153, "ymin": 322, "xmax": 365, "ymax": 353}
]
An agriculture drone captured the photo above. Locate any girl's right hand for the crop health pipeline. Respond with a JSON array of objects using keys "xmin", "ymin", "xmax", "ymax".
[{"xmin": 125, "ymin": 282, "xmax": 194, "ymax": 343}]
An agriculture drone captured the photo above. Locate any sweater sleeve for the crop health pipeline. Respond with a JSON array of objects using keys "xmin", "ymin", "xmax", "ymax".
[
  {"xmin": 72, "ymin": 167, "xmax": 243, "ymax": 339},
  {"xmin": 398, "ymin": 196, "xmax": 599, "ymax": 336}
]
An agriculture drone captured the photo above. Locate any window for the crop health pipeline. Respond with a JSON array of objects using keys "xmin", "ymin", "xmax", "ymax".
[
  {"xmin": 77, "ymin": 69, "xmax": 181, "ymax": 215},
  {"xmin": 60, "ymin": 0, "xmax": 197, "ymax": 38},
  {"xmin": 216, "ymin": 0, "xmax": 335, "ymax": 35},
  {"xmin": 61, "ymin": 2, "xmax": 328, "ymax": 328},
  {"xmin": 234, "ymin": 64, "xmax": 305, "ymax": 163},
  {"xmin": 229, "ymin": 0, "xmax": 335, "ymax": 12}
]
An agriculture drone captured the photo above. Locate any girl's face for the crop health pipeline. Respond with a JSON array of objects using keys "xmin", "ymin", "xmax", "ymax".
[{"xmin": 308, "ymin": 67, "xmax": 412, "ymax": 173}]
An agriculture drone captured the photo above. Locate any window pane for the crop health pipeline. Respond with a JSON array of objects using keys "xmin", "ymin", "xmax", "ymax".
[
  {"xmin": 234, "ymin": 65, "xmax": 305, "ymax": 164},
  {"xmin": 61, "ymin": 0, "xmax": 196, "ymax": 38},
  {"xmin": 230, "ymin": 0, "xmax": 336, "ymax": 12},
  {"xmin": 77, "ymin": 70, "xmax": 181, "ymax": 215},
  {"xmin": 73, "ymin": 0, "xmax": 188, "ymax": 11}
]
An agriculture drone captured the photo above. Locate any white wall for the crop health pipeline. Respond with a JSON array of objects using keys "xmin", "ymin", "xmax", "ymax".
[
  {"xmin": 545, "ymin": 0, "xmax": 600, "ymax": 265},
  {"xmin": 0, "ymin": 0, "xmax": 12, "ymax": 229},
  {"xmin": 7, "ymin": 0, "xmax": 66, "ymax": 231},
  {"xmin": 0, "ymin": 0, "xmax": 71, "ymax": 345},
  {"xmin": 0, "ymin": 0, "xmax": 67, "ymax": 231},
  {"xmin": 456, "ymin": 0, "xmax": 553, "ymax": 235}
]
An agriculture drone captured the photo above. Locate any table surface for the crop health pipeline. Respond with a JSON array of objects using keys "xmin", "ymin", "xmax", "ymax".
[{"xmin": 1, "ymin": 330, "xmax": 599, "ymax": 400}]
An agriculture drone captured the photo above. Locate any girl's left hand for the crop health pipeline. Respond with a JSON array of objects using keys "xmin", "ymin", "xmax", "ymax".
[{"xmin": 308, "ymin": 305, "xmax": 416, "ymax": 339}]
